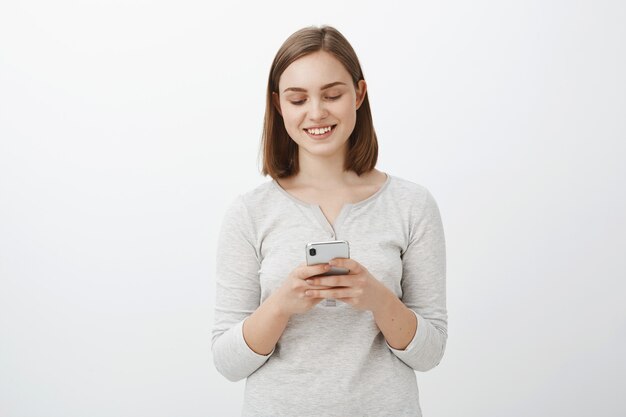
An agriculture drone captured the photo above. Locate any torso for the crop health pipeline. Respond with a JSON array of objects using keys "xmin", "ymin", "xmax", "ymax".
[{"xmin": 276, "ymin": 169, "xmax": 388, "ymax": 226}]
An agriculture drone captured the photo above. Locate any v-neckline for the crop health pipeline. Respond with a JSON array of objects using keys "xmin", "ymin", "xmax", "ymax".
[{"xmin": 271, "ymin": 173, "xmax": 392, "ymax": 237}]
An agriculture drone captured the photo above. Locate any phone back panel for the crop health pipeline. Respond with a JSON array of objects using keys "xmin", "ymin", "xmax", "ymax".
[{"xmin": 306, "ymin": 240, "xmax": 350, "ymax": 276}]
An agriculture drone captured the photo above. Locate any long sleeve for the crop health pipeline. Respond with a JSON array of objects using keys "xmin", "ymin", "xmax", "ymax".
[
  {"xmin": 209, "ymin": 176, "xmax": 444, "ymax": 416},
  {"xmin": 386, "ymin": 189, "xmax": 448, "ymax": 371},
  {"xmin": 211, "ymin": 195, "xmax": 274, "ymax": 382}
]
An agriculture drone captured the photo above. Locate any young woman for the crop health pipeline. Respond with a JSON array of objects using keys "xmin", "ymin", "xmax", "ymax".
[{"xmin": 212, "ymin": 26, "xmax": 447, "ymax": 417}]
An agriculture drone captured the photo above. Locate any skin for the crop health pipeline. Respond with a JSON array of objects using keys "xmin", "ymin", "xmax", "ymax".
[
  {"xmin": 242, "ymin": 50, "xmax": 418, "ymax": 356},
  {"xmin": 273, "ymin": 50, "xmax": 364, "ymax": 163}
]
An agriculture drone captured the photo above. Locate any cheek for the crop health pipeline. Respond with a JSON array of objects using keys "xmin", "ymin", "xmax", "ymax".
[
  {"xmin": 336, "ymin": 103, "xmax": 357, "ymax": 127},
  {"xmin": 333, "ymin": 96, "xmax": 357, "ymax": 117},
  {"xmin": 283, "ymin": 115, "xmax": 302, "ymax": 136},
  {"xmin": 281, "ymin": 106, "xmax": 303, "ymax": 128},
  {"xmin": 281, "ymin": 114, "xmax": 306, "ymax": 142}
]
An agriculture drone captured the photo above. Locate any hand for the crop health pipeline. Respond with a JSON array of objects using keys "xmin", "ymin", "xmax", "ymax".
[
  {"xmin": 303, "ymin": 258, "xmax": 391, "ymax": 313},
  {"xmin": 272, "ymin": 262, "xmax": 336, "ymax": 317}
]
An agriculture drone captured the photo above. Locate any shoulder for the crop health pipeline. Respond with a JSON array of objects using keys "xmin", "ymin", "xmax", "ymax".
[
  {"xmin": 385, "ymin": 174, "xmax": 444, "ymax": 239},
  {"xmin": 222, "ymin": 179, "xmax": 281, "ymax": 220},
  {"xmin": 237, "ymin": 180, "xmax": 277, "ymax": 208},
  {"xmin": 386, "ymin": 174, "xmax": 438, "ymax": 208}
]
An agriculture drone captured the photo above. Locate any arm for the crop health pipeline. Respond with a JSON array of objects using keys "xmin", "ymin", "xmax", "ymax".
[
  {"xmin": 211, "ymin": 196, "xmax": 276, "ymax": 382},
  {"xmin": 372, "ymin": 290, "xmax": 418, "ymax": 350},
  {"xmin": 383, "ymin": 189, "xmax": 448, "ymax": 372},
  {"xmin": 243, "ymin": 262, "xmax": 332, "ymax": 354},
  {"xmin": 242, "ymin": 294, "xmax": 290, "ymax": 355},
  {"xmin": 212, "ymin": 196, "xmax": 333, "ymax": 378},
  {"xmin": 287, "ymin": 187, "xmax": 447, "ymax": 371}
]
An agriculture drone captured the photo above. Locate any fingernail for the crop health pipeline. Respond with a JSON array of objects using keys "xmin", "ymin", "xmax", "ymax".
[{"xmin": 304, "ymin": 290, "xmax": 311, "ymax": 296}]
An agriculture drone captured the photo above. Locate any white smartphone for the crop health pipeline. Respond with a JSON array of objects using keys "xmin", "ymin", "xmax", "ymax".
[{"xmin": 305, "ymin": 240, "xmax": 350, "ymax": 276}]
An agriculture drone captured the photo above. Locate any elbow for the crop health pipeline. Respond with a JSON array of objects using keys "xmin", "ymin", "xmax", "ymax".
[
  {"xmin": 413, "ymin": 353, "xmax": 444, "ymax": 372},
  {"xmin": 211, "ymin": 332, "xmax": 247, "ymax": 382},
  {"xmin": 413, "ymin": 329, "xmax": 447, "ymax": 372},
  {"xmin": 212, "ymin": 347, "xmax": 247, "ymax": 382},
  {"xmin": 214, "ymin": 362, "xmax": 246, "ymax": 382},
  {"xmin": 395, "ymin": 343, "xmax": 446, "ymax": 372},
  {"xmin": 210, "ymin": 320, "xmax": 272, "ymax": 382}
]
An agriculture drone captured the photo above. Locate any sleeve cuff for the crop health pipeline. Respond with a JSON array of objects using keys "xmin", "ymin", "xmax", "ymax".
[
  {"xmin": 385, "ymin": 309, "xmax": 429, "ymax": 355},
  {"xmin": 238, "ymin": 318, "xmax": 275, "ymax": 358}
]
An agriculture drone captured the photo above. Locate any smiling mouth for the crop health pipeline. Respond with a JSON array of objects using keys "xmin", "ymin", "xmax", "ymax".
[{"xmin": 304, "ymin": 124, "xmax": 337, "ymax": 135}]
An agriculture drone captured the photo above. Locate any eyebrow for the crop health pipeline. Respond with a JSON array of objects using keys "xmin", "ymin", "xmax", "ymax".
[{"xmin": 282, "ymin": 81, "xmax": 347, "ymax": 93}]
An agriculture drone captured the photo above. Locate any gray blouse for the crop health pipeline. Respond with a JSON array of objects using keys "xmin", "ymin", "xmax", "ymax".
[{"xmin": 211, "ymin": 173, "xmax": 447, "ymax": 417}]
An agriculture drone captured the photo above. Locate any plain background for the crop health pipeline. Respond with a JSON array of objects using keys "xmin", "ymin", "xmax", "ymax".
[{"xmin": 1, "ymin": 1, "xmax": 625, "ymax": 416}]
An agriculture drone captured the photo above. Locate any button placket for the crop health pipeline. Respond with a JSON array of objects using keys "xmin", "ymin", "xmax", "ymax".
[{"xmin": 312, "ymin": 203, "xmax": 353, "ymax": 241}]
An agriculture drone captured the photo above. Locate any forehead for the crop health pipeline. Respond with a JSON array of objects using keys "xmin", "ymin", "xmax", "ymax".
[{"xmin": 279, "ymin": 51, "xmax": 352, "ymax": 91}]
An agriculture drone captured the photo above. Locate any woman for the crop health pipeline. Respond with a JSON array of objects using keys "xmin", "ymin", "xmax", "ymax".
[{"xmin": 212, "ymin": 25, "xmax": 447, "ymax": 417}]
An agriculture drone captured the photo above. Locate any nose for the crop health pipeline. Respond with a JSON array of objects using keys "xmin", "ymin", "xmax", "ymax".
[{"xmin": 308, "ymin": 98, "xmax": 328, "ymax": 121}]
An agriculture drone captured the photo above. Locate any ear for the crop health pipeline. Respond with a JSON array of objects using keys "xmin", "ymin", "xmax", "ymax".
[
  {"xmin": 355, "ymin": 80, "xmax": 367, "ymax": 110},
  {"xmin": 272, "ymin": 92, "xmax": 282, "ymax": 116}
]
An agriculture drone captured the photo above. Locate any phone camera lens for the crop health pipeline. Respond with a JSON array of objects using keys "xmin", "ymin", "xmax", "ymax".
[{"xmin": 309, "ymin": 248, "xmax": 316, "ymax": 256}]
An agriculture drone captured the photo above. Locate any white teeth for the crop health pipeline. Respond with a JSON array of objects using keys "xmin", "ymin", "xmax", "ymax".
[{"xmin": 307, "ymin": 126, "xmax": 332, "ymax": 135}]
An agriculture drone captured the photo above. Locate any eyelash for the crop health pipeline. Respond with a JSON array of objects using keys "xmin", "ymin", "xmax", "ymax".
[{"xmin": 289, "ymin": 95, "xmax": 342, "ymax": 106}]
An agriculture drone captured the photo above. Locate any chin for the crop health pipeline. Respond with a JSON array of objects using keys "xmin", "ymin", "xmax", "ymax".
[{"xmin": 302, "ymin": 142, "xmax": 348, "ymax": 157}]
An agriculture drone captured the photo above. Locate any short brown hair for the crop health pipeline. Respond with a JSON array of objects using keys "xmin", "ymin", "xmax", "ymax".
[{"xmin": 260, "ymin": 26, "xmax": 378, "ymax": 179}]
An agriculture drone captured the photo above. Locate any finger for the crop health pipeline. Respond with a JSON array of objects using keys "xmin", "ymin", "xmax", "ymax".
[
  {"xmin": 306, "ymin": 275, "xmax": 352, "ymax": 287},
  {"xmin": 328, "ymin": 258, "xmax": 362, "ymax": 274},
  {"xmin": 304, "ymin": 288, "xmax": 355, "ymax": 299},
  {"xmin": 297, "ymin": 263, "xmax": 330, "ymax": 279},
  {"xmin": 305, "ymin": 283, "xmax": 336, "ymax": 290}
]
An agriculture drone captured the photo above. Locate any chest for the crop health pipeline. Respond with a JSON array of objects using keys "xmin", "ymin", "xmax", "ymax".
[
  {"xmin": 256, "ymin": 203, "xmax": 408, "ymax": 304},
  {"xmin": 317, "ymin": 199, "xmax": 345, "ymax": 227},
  {"xmin": 292, "ymin": 186, "xmax": 381, "ymax": 226}
]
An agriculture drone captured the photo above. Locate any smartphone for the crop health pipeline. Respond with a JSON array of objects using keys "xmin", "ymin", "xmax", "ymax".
[
  {"xmin": 305, "ymin": 240, "xmax": 350, "ymax": 307},
  {"xmin": 305, "ymin": 240, "xmax": 350, "ymax": 275}
]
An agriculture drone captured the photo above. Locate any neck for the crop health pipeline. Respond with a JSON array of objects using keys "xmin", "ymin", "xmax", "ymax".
[{"xmin": 296, "ymin": 146, "xmax": 356, "ymax": 188}]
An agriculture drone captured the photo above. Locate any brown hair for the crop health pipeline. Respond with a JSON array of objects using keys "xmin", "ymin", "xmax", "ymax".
[{"xmin": 260, "ymin": 25, "xmax": 378, "ymax": 179}]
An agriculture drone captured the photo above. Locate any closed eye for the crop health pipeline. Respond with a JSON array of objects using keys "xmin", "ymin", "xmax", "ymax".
[{"xmin": 289, "ymin": 95, "xmax": 342, "ymax": 106}]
